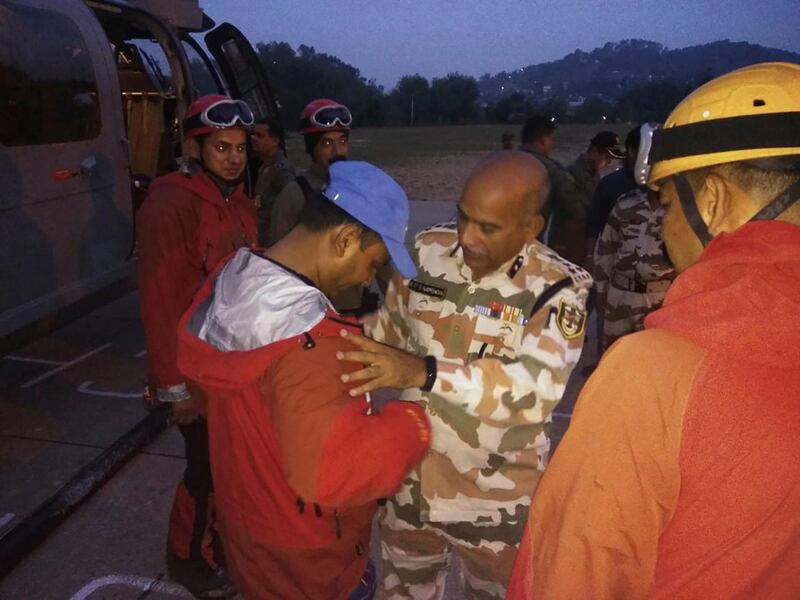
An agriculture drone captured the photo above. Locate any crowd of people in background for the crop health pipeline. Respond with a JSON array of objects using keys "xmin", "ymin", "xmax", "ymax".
[{"xmin": 136, "ymin": 62, "xmax": 800, "ymax": 599}]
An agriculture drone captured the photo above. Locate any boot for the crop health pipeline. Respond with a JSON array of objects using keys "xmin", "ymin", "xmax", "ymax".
[{"xmin": 166, "ymin": 549, "xmax": 237, "ymax": 599}]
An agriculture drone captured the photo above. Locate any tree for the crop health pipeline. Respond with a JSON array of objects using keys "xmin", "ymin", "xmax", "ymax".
[
  {"xmin": 485, "ymin": 92, "xmax": 534, "ymax": 123},
  {"xmin": 429, "ymin": 73, "xmax": 479, "ymax": 124},
  {"xmin": 388, "ymin": 75, "xmax": 431, "ymax": 125},
  {"xmin": 570, "ymin": 97, "xmax": 615, "ymax": 123},
  {"xmin": 255, "ymin": 41, "xmax": 388, "ymax": 128},
  {"xmin": 613, "ymin": 81, "xmax": 693, "ymax": 122},
  {"xmin": 533, "ymin": 96, "xmax": 568, "ymax": 122}
]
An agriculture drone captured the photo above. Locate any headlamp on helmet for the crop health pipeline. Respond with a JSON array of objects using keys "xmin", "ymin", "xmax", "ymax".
[{"xmin": 633, "ymin": 123, "xmax": 661, "ymax": 186}]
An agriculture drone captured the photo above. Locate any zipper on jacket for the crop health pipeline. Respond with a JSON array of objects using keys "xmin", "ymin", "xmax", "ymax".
[{"xmin": 224, "ymin": 194, "xmax": 253, "ymax": 250}]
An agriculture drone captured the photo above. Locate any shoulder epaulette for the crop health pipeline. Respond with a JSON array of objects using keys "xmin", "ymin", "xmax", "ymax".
[
  {"xmin": 419, "ymin": 220, "xmax": 457, "ymax": 234},
  {"xmin": 415, "ymin": 221, "xmax": 458, "ymax": 245},
  {"xmin": 615, "ymin": 187, "xmax": 647, "ymax": 206},
  {"xmin": 537, "ymin": 245, "xmax": 593, "ymax": 287}
]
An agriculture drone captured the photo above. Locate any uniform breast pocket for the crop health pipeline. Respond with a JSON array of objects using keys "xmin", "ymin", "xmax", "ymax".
[
  {"xmin": 470, "ymin": 315, "xmax": 523, "ymax": 361},
  {"xmin": 408, "ymin": 291, "xmax": 445, "ymax": 349}
]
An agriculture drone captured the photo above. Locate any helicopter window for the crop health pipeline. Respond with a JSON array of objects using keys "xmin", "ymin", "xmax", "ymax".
[
  {"xmin": 182, "ymin": 39, "xmax": 221, "ymax": 96},
  {"xmin": 0, "ymin": 1, "xmax": 101, "ymax": 146},
  {"xmin": 123, "ymin": 39, "xmax": 173, "ymax": 94}
]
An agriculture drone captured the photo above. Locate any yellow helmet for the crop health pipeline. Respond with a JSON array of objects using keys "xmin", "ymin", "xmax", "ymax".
[{"xmin": 648, "ymin": 62, "xmax": 800, "ymax": 189}]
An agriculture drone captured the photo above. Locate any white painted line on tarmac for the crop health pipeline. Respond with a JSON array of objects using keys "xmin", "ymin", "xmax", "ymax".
[
  {"xmin": 4, "ymin": 355, "xmax": 63, "ymax": 365},
  {"xmin": 0, "ymin": 513, "xmax": 14, "ymax": 529},
  {"xmin": 552, "ymin": 412, "xmax": 572, "ymax": 420},
  {"xmin": 20, "ymin": 343, "xmax": 112, "ymax": 389},
  {"xmin": 135, "ymin": 349, "xmax": 147, "ymax": 358},
  {"xmin": 68, "ymin": 574, "xmax": 193, "ymax": 600},
  {"xmin": 77, "ymin": 381, "xmax": 141, "ymax": 399}
]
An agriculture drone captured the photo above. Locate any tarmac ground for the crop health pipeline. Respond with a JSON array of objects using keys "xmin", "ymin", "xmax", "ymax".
[{"xmin": 0, "ymin": 200, "xmax": 598, "ymax": 599}]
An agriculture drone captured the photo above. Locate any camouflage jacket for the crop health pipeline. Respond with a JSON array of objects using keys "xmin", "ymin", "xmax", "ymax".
[
  {"xmin": 520, "ymin": 148, "xmax": 585, "ymax": 226},
  {"xmin": 594, "ymin": 188, "xmax": 676, "ymax": 305},
  {"xmin": 266, "ymin": 163, "xmax": 327, "ymax": 247},
  {"xmin": 364, "ymin": 224, "xmax": 592, "ymax": 523},
  {"xmin": 254, "ymin": 153, "xmax": 295, "ymax": 246},
  {"xmin": 567, "ymin": 153, "xmax": 597, "ymax": 214}
]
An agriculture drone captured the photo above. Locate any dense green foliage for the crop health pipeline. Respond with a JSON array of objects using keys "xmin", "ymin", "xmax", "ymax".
[{"xmin": 256, "ymin": 39, "xmax": 796, "ymax": 128}]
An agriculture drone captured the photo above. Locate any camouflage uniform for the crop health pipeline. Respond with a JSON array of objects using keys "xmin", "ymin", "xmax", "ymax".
[
  {"xmin": 567, "ymin": 153, "xmax": 598, "ymax": 209},
  {"xmin": 254, "ymin": 153, "xmax": 295, "ymax": 246},
  {"xmin": 266, "ymin": 162, "xmax": 327, "ymax": 247},
  {"xmin": 521, "ymin": 149, "xmax": 587, "ymax": 266},
  {"xmin": 593, "ymin": 188, "xmax": 676, "ymax": 351},
  {"xmin": 364, "ymin": 223, "xmax": 592, "ymax": 599}
]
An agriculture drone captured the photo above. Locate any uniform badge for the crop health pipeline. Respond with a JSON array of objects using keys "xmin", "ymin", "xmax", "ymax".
[
  {"xmin": 556, "ymin": 299, "xmax": 587, "ymax": 339},
  {"xmin": 409, "ymin": 279, "xmax": 446, "ymax": 299},
  {"xmin": 475, "ymin": 301, "xmax": 528, "ymax": 326}
]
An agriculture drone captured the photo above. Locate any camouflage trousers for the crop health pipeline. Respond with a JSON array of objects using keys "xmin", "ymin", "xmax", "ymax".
[
  {"xmin": 378, "ymin": 494, "xmax": 526, "ymax": 600},
  {"xmin": 601, "ymin": 285, "xmax": 668, "ymax": 351}
]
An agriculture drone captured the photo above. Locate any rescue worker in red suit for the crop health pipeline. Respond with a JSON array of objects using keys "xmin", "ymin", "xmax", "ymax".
[
  {"xmin": 176, "ymin": 161, "xmax": 431, "ymax": 600},
  {"xmin": 136, "ymin": 94, "xmax": 257, "ymax": 598},
  {"xmin": 507, "ymin": 62, "xmax": 800, "ymax": 599}
]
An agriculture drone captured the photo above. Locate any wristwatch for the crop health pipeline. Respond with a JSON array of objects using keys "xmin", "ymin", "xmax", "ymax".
[{"xmin": 420, "ymin": 355, "xmax": 437, "ymax": 392}]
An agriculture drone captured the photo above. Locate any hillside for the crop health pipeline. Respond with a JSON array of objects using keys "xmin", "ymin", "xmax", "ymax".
[{"xmin": 477, "ymin": 39, "xmax": 800, "ymax": 103}]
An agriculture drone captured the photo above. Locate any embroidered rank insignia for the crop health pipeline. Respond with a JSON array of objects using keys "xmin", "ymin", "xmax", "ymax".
[
  {"xmin": 505, "ymin": 255, "xmax": 524, "ymax": 278},
  {"xmin": 409, "ymin": 279, "xmax": 446, "ymax": 299},
  {"xmin": 556, "ymin": 298, "xmax": 587, "ymax": 339},
  {"xmin": 475, "ymin": 301, "xmax": 528, "ymax": 325}
]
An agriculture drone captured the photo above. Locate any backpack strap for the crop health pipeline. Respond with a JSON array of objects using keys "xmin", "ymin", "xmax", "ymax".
[{"xmin": 295, "ymin": 175, "xmax": 313, "ymax": 201}]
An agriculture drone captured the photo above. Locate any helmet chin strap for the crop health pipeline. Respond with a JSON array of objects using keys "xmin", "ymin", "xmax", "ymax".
[
  {"xmin": 749, "ymin": 177, "xmax": 800, "ymax": 221},
  {"xmin": 673, "ymin": 174, "xmax": 713, "ymax": 246},
  {"xmin": 673, "ymin": 173, "xmax": 800, "ymax": 247},
  {"xmin": 196, "ymin": 155, "xmax": 244, "ymax": 196}
]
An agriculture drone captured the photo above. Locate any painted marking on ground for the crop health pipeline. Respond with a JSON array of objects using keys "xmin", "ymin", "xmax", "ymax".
[
  {"xmin": 68, "ymin": 574, "xmax": 193, "ymax": 600},
  {"xmin": 0, "ymin": 512, "xmax": 15, "ymax": 529},
  {"xmin": 77, "ymin": 381, "xmax": 141, "ymax": 399},
  {"xmin": 135, "ymin": 349, "xmax": 147, "ymax": 358},
  {"xmin": 20, "ymin": 344, "xmax": 112, "ymax": 389},
  {"xmin": 552, "ymin": 411, "xmax": 572, "ymax": 420},
  {"xmin": 3, "ymin": 355, "xmax": 63, "ymax": 366}
]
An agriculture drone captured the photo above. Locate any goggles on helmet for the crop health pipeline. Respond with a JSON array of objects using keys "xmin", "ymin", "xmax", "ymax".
[
  {"xmin": 305, "ymin": 104, "xmax": 353, "ymax": 129},
  {"xmin": 184, "ymin": 98, "xmax": 255, "ymax": 133}
]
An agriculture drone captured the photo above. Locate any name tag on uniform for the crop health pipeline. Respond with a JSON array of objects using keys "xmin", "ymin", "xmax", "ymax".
[{"xmin": 409, "ymin": 279, "xmax": 446, "ymax": 299}]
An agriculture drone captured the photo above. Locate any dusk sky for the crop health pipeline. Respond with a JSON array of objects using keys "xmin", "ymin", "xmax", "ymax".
[{"xmin": 200, "ymin": 0, "xmax": 800, "ymax": 90}]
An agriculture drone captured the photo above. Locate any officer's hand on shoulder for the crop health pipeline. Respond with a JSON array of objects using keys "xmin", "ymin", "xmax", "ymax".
[{"xmin": 336, "ymin": 330, "xmax": 427, "ymax": 395}]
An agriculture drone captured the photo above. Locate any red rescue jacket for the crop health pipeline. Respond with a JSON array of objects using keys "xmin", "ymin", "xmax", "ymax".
[
  {"xmin": 176, "ymin": 256, "xmax": 431, "ymax": 600},
  {"xmin": 508, "ymin": 221, "xmax": 800, "ymax": 599},
  {"xmin": 136, "ymin": 168, "xmax": 256, "ymax": 393}
]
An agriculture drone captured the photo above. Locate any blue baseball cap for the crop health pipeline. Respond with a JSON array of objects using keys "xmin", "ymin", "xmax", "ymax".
[{"xmin": 323, "ymin": 161, "xmax": 417, "ymax": 279}]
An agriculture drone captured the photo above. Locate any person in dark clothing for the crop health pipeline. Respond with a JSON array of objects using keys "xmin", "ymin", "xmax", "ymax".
[
  {"xmin": 584, "ymin": 124, "xmax": 642, "ymax": 261},
  {"xmin": 518, "ymin": 115, "xmax": 586, "ymax": 264},
  {"xmin": 250, "ymin": 117, "xmax": 295, "ymax": 246}
]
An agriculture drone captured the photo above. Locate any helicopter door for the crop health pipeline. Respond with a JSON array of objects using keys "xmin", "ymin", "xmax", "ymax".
[{"xmin": 204, "ymin": 23, "xmax": 280, "ymax": 122}]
